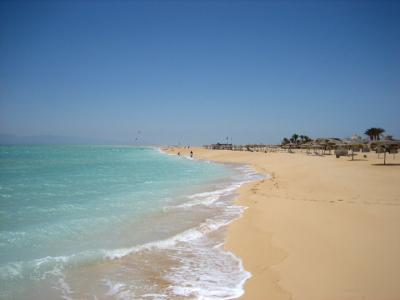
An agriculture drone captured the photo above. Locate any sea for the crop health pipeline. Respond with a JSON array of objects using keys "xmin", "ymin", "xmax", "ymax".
[{"xmin": 0, "ymin": 145, "xmax": 262, "ymax": 300}]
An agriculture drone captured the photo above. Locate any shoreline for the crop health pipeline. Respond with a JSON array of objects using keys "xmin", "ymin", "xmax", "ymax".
[
  {"xmin": 1, "ymin": 146, "xmax": 262, "ymax": 299},
  {"xmin": 165, "ymin": 146, "xmax": 400, "ymax": 300},
  {"xmin": 159, "ymin": 146, "xmax": 265, "ymax": 298}
]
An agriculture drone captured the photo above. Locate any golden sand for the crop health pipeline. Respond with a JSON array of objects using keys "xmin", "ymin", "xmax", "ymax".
[{"xmin": 165, "ymin": 147, "xmax": 400, "ymax": 300}]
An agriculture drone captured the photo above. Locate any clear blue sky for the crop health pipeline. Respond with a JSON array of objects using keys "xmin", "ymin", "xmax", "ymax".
[{"xmin": 1, "ymin": 0, "xmax": 399, "ymax": 145}]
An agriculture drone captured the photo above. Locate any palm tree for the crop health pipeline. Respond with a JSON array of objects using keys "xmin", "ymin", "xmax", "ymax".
[
  {"xmin": 365, "ymin": 127, "xmax": 385, "ymax": 141},
  {"xmin": 290, "ymin": 134, "xmax": 299, "ymax": 144},
  {"xmin": 375, "ymin": 128, "xmax": 385, "ymax": 140},
  {"xmin": 365, "ymin": 128, "xmax": 375, "ymax": 140}
]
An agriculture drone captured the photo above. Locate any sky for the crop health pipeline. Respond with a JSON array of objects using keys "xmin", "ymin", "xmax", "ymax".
[{"xmin": 0, "ymin": 0, "xmax": 399, "ymax": 145}]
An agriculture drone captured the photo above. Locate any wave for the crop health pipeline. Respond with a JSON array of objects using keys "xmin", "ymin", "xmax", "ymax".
[
  {"xmin": 175, "ymin": 165, "xmax": 265, "ymax": 209},
  {"xmin": 0, "ymin": 211, "xmax": 248, "ymax": 299},
  {"xmin": 0, "ymin": 213, "xmax": 240, "ymax": 278}
]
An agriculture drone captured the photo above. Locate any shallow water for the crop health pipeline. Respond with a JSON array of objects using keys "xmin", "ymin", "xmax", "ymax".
[{"xmin": 0, "ymin": 145, "xmax": 262, "ymax": 299}]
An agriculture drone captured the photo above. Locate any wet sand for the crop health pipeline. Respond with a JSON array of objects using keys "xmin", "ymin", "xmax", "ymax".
[{"xmin": 165, "ymin": 147, "xmax": 400, "ymax": 300}]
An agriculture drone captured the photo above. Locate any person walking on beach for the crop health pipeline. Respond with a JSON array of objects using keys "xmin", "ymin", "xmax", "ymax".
[
  {"xmin": 177, "ymin": 152, "xmax": 180, "ymax": 156},
  {"xmin": 190, "ymin": 151, "xmax": 193, "ymax": 158}
]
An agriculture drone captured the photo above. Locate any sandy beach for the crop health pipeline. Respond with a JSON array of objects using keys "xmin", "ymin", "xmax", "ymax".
[{"xmin": 166, "ymin": 147, "xmax": 400, "ymax": 300}]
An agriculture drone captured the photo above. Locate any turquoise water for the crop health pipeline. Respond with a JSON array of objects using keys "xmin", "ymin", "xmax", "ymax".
[{"xmin": 0, "ymin": 146, "xmax": 261, "ymax": 299}]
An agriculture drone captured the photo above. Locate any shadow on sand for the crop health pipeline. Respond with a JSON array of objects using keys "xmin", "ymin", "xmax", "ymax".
[
  {"xmin": 347, "ymin": 159, "xmax": 368, "ymax": 161},
  {"xmin": 372, "ymin": 163, "xmax": 400, "ymax": 166}
]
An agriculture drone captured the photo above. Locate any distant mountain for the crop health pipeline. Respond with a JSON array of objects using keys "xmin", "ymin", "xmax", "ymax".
[{"xmin": 0, "ymin": 134, "xmax": 120, "ymax": 145}]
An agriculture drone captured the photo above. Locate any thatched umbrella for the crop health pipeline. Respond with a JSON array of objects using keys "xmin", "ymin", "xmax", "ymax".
[
  {"xmin": 300, "ymin": 142, "xmax": 313, "ymax": 154},
  {"xmin": 314, "ymin": 139, "xmax": 327, "ymax": 155},
  {"xmin": 314, "ymin": 138, "xmax": 342, "ymax": 155},
  {"xmin": 308, "ymin": 142, "xmax": 323, "ymax": 155},
  {"xmin": 338, "ymin": 141, "xmax": 365, "ymax": 160},
  {"xmin": 325, "ymin": 138, "xmax": 342, "ymax": 155},
  {"xmin": 370, "ymin": 140, "xmax": 400, "ymax": 165},
  {"xmin": 281, "ymin": 142, "xmax": 297, "ymax": 153}
]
